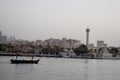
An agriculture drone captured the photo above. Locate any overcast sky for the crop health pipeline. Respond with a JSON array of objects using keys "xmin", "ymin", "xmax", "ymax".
[{"xmin": 0, "ymin": 0, "xmax": 120, "ymax": 47}]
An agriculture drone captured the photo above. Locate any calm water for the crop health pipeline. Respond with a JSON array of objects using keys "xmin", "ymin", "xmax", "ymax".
[{"xmin": 0, "ymin": 56, "xmax": 120, "ymax": 80}]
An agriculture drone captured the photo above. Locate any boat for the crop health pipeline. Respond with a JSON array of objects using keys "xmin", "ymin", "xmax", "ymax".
[
  {"xmin": 10, "ymin": 59, "xmax": 40, "ymax": 64},
  {"xmin": 10, "ymin": 53, "xmax": 40, "ymax": 64}
]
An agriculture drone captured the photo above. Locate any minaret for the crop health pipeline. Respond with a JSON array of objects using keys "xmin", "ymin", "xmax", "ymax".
[{"xmin": 86, "ymin": 26, "xmax": 90, "ymax": 47}]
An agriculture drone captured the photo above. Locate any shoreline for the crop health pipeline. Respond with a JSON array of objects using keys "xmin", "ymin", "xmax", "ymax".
[{"xmin": 0, "ymin": 53, "xmax": 120, "ymax": 60}]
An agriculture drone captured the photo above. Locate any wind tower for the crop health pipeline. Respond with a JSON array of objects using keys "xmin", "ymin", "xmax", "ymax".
[{"xmin": 86, "ymin": 26, "xmax": 90, "ymax": 47}]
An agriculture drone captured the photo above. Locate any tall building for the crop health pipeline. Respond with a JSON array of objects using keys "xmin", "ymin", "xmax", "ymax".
[{"xmin": 86, "ymin": 27, "xmax": 90, "ymax": 46}]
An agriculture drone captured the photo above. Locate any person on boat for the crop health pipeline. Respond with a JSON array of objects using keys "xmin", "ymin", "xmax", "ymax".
[{"xmin": 16, "ymin": 53, "xmax": 18, "ymax": 60}]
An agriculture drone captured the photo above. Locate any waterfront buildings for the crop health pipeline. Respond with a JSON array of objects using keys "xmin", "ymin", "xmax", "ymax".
[{"xmin": 1, "ymin": 30, "xmax": 120, "ymax": 59}]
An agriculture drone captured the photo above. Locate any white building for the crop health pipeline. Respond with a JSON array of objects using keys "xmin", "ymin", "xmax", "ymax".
[
  {"xmin": 88, "ymin": 44, "xmax": 94, "ymax": 48},
  {"xmin": 7, "ymin": 36, "xmax": 16, "ymax": 42},
  {"xmin": 40, "ymin": 41, "xmax": 48, "ymax": 47},
  {"xmin": 45, "ymin": 38, "xmax": 61, "ymax": 47},
  {"xmin": 61, "ymin": 38, "xmax": 69, "ymax": 48},
  {"xmin": 44, "ymin": 37, "xmax": 81, "ymax": 48},
  {"xmin": 0, "ymin": 36, "xmax": 7, "ymax": 43},
  {"xmin": 35, "ymin": 40, "xmax": 42, "ymax": 46},
  {"xmin": 97, "ymin": 40, "xmax": 107, "ymax": 48},
  {"xmin": 0, "ymin": 31, "xmax": 7, "ymax": 43}
]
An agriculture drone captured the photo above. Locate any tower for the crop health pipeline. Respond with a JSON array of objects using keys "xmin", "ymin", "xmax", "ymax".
[{"xmin": 86, "ymin": 27, "xmax": 90, "ymax": 47}]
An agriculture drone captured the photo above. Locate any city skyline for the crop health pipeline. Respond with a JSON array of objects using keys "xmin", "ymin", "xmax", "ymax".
[
  {"xmin": 0, "ymin": 30, "xmax": 109, "ymax": 48},
  {"xmin": 0, "ymin": 0, "xmax": 120, "ymax": 47}
]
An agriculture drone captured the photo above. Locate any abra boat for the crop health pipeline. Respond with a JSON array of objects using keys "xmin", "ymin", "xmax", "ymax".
[
  {"xmin": 10, "ymin": 53, "xmax": 40, "ymax": 64},
  {"xmin": 10, "ymin": 59, "xmax": 39, "ymax": 64}
]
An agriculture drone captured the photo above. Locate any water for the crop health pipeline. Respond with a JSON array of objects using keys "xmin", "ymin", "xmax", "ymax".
[{"xmin": 0, "ymin": 56, "xmax": 120, "ymax": 80}]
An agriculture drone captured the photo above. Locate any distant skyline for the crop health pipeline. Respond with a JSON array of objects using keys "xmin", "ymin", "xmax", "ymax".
[{"xmin": 0, "ymin": 0, "xmax": 120, "ymax": 47}]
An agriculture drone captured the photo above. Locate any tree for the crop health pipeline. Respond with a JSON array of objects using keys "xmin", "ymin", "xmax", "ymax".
[
  {"xmin": 0, "ymin": 44, "xmax": 8, "ymax": 52},
  {"xmin": 109, "ymin": 47, "xmax": 119, "ymax": 57},
  {"xmin": 74, "ymin": 44, "xmax": 88, "ymax": 55}
]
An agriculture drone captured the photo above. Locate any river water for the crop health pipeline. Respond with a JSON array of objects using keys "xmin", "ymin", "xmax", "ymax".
[{"xmin": 0, "ymin": 56, "xmax": 120, "ymax": 80}]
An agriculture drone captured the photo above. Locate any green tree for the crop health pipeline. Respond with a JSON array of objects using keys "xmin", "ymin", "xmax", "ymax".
[
  {"xmin": 0, "ymin": 44, "xmax": 8, "ymax": 52},
  {"xmin": 74, "ymin": 44, "xmax": 88, "ymax": 55},
  {"xmin": 109, "ymin": 47, "xmax": 119, "ymax": 57}
]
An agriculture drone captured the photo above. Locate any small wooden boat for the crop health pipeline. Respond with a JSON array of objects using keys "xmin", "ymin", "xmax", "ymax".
[
  {"xmin": 10, "ymin": 59, "xmax": 40, "ymax": 64},
  {"xmin": 10, "ymin": 53, "xmax": 40, "ymax": 64}
]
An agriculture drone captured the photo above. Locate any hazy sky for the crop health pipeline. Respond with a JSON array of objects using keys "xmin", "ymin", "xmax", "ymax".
[{"xmin": 0, "ymin": 0, "xmax": 120, "ymax": 47}]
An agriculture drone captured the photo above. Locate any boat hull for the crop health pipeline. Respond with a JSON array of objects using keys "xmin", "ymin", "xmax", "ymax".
[{"xmin": 10, "ymin": 59, "xmax": 40, "ymax": 64}]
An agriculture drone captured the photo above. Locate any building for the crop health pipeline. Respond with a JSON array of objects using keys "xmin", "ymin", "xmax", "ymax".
[
  {"xmin": 44, "ymin": 37, "xmax": 81, "ymax": 48},
  {"xmin": 0, "ymin": 36, "xmax": 7, "ymax": 42},
  {"xmin": 45, "ymin": 38, "xmax": 61, "ymax": 47},
  {"xmin": 88, "ymin": 44, "xmax": 94, "ymax": 49},
  {"xmin": 61, "ymin": 38, "xmax": 69, "ymax": 48},
  {"xmin": 40, "ymin": 41, "xmax": 47, "ymax": 47},
  {"xmin": 0, "ymin": 31, "xmax": 7, "ymax": 43},
  {"xmin": 35, "ymin": 40, "xmax": 42, "ymax": 46},
  {"xmin": 97, "ymin": 40, "xmax": 107, "ymax": 48},
  {"xmin": 7, "ymin": 36, "xmax": 16, "ymax": 42}
]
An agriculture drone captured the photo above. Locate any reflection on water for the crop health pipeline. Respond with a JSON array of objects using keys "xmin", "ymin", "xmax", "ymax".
[{"xmin": 0, "ymin": 56, "xmax": 120, "ymax": 80}]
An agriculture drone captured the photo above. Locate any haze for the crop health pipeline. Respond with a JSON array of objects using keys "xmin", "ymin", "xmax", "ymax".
[{"xmin": 0, "ymin": 0, "xmax": 120, "ymax": 47}]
